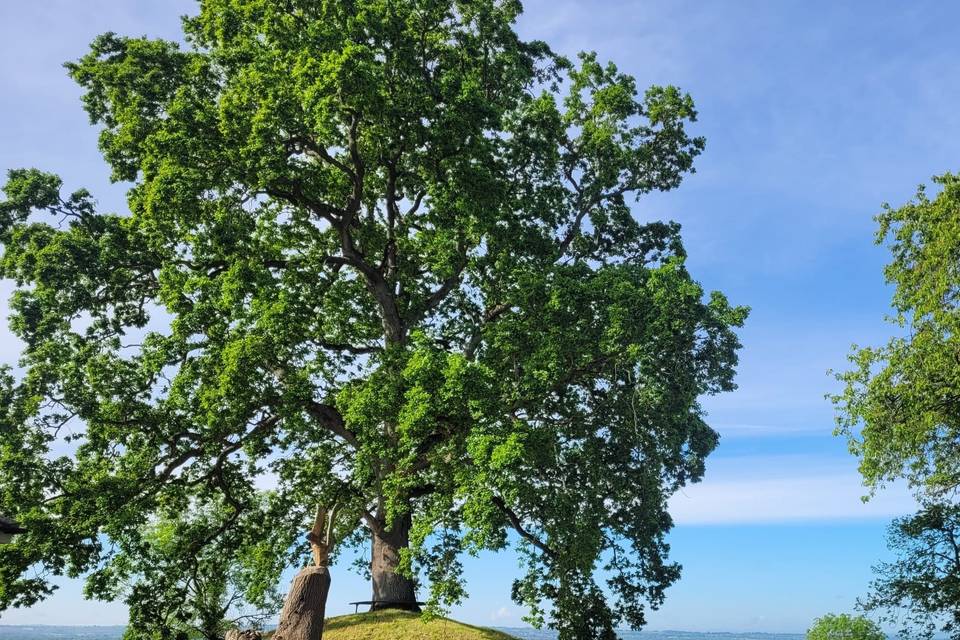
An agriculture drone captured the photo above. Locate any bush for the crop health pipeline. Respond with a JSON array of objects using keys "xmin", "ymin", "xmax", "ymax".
[{"xmin": 807, "ymin": 613, "xmax": 885, "ymax": 640}]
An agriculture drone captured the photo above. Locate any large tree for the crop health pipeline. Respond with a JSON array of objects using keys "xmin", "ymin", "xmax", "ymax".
[
  {"xmin": 833, "ymin": 172, "xmax": 960, "ymax": 639},
  {"xmin": 0, "ymin": 1, "xmax": 746, "ymax": 638}
]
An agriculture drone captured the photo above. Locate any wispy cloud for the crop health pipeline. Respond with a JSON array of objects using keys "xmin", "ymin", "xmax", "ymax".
[
  {"xmin": 671, "ymin": 456, "xmax": 916, "ymax": 525},
  {"xmin": 713, "ymin": 423, "xmax": 832, "ymax": 438}
]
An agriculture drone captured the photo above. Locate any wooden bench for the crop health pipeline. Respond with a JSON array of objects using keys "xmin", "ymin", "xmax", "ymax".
[{"xmin": 348, "ymin": 600, "xmax": 426, "ymax": 614}]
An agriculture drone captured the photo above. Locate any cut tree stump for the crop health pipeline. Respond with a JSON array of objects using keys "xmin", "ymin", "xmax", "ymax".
[{"xmin": 271, "ymin": 566, "xmax": 331, "ymax": 640}]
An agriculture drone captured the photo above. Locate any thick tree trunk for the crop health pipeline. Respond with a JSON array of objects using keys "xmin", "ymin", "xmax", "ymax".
[
  {"xmin": 370, "ymin": 513, "xmax": 419, "ymax": 611},
  {"xmin": 272, "ymin": 566, "xmax": 330, "ymax": 640}
]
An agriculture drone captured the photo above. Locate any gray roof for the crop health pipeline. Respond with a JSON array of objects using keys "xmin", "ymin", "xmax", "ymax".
[{"xmin": 0, "ymin": 515, "xmax": 26, "ymax": 534}]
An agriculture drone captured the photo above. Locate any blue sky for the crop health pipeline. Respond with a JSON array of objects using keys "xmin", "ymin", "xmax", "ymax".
[{"xmin": 1, "ymin": 0, "xmax": 958, "ymax": 633}]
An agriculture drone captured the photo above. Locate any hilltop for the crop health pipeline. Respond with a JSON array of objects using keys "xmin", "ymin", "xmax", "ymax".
[{"xmin": 270, "ymin": 610, "xmax": 517, "ymax": 640}]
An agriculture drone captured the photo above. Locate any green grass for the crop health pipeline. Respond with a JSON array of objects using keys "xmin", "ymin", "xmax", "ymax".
[{"xmin": 275, "ymin": 610, "xmax": 518, "ymax": 640}]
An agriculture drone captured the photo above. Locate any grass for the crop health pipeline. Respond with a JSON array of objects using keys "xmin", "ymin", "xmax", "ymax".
[{"xmin": 273, "ymin": 610, "xmax": 519, "ymax": 640}]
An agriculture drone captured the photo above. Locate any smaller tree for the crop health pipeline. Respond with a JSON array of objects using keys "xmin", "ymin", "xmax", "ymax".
[
  {"xmin": 82, "ymin": 505, "xmax": 283, "ymax": 640},
  {"xmin": 806, "ymin": 613, "xmax": 885, "ymax": 640},
  {"xmin": 862, "ymin": 502, "xmax": 960, "ymax": 640}
]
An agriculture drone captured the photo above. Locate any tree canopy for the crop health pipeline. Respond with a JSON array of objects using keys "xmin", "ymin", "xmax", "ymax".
[
  {"xmin": 0, "ymin": 1, "xmax": 746, "ymax": 638},
  {"xmin": 834, "ymin": 173, "xmax": 960, "ymax": 496}
]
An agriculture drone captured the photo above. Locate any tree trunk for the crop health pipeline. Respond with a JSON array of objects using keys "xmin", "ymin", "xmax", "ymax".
[
  {"xmin": 272, "ymin": 566, "xmax": 330, "ymax": 640},
  {"xmin": 370, "ymin": 513, "xmax": 419, "ymax": 611}
]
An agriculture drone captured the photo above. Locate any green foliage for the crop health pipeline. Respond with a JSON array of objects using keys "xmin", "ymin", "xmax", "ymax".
[
  {"xmin": 89, "ymin": 505, "xmax": 281, "ymax": 640},
  {"xmin": 862, "ymin": 502, "xmax": 960, "ymax": 640},
  {"xmin": 833, "ymin": 173, "xmax": 960, "ymax": 496},
  {"xmin": 806, "ymin": 613, "xmax": 885, "ymax": 640},
  {"xmin": 0, "ymin": 2, "xmax": 745, "ymax": 638},
  {"xmin": 833, "ymin": 172, "xmax": 960, "ymax": 640}
]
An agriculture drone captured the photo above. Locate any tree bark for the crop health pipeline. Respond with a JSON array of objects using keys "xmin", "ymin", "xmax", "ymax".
[
  {"xmin": 370, "ymin": 513, "xmax": 419, "ymax": 611},
  {"xmin": 272, "ymin": 566, "xmax": 330, "ymax": 640}
]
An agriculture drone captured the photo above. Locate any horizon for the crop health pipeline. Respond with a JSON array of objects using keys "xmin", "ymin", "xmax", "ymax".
[{"xmin": 1, "ymin": 0, "xmax": 958, "ymax": 635}]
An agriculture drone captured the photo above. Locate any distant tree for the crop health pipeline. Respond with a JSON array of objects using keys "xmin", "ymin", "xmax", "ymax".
[
  {"xmin": 833, "ymin": 173, "xmax": 960, "ymax": 496},
  {"xmin": 861, "ymin": 502, "xmax": 960, "ymax": 640},
  {"xmin": 806, "ymin": 613, "xmax": 885, "ymax": 640},
  {"xmin": 0, "ymin": 1, "xmax": 747, "ymax": 638}
]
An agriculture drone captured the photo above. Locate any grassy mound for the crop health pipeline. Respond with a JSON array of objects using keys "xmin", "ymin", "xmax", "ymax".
[{"xmin": 312, "ymin": 610, "xmax": 518, "ymax": 640}]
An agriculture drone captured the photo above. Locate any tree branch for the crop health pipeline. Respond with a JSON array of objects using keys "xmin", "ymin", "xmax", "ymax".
[
  {"xmin": 491, "ymin": 495, "xmax": 558, "ymax": 560},
  {"xmin": 313, "ymin": 339, "xmax": 382, "ymax": 355},
  {"xmin": 465, "ymin": 303, "xmax": 511, "ymax": 360},
  {"xmin": 305, "ymin": 400, "xmax": 359, "ymax": 449}
]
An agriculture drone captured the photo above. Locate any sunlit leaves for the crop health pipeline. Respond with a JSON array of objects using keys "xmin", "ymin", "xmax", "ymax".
[
  {"xmin": 0, "ymin": 1, "xmax": 745, "ymax": 638},
  {"xmin": 834, "ymin": 173, "xmax": 960, "ymax": 495}
]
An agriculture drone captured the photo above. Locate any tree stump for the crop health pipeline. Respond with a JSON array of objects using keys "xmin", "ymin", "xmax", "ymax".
[
  {"xmin": 225, "ymin": 630, "xmax": 263, "ymax": 640},
  {"xmin": 271, "ymin": 566, "xmax": 331, "ymax": 640}
]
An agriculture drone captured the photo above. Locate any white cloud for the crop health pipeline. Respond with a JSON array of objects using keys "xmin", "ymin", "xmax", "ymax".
[
  {"xmin": 670, "ymin": 466, "xmax": 916, "ymax": 525},
  {"xmin": 490, "ymin": 606, "xmax": 520, "ymax": 623}
]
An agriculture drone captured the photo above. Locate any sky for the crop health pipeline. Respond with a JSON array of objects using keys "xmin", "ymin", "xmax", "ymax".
[{"xmin": 0, "ymin": 0, "xmax": 958, "ymax": 634}]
